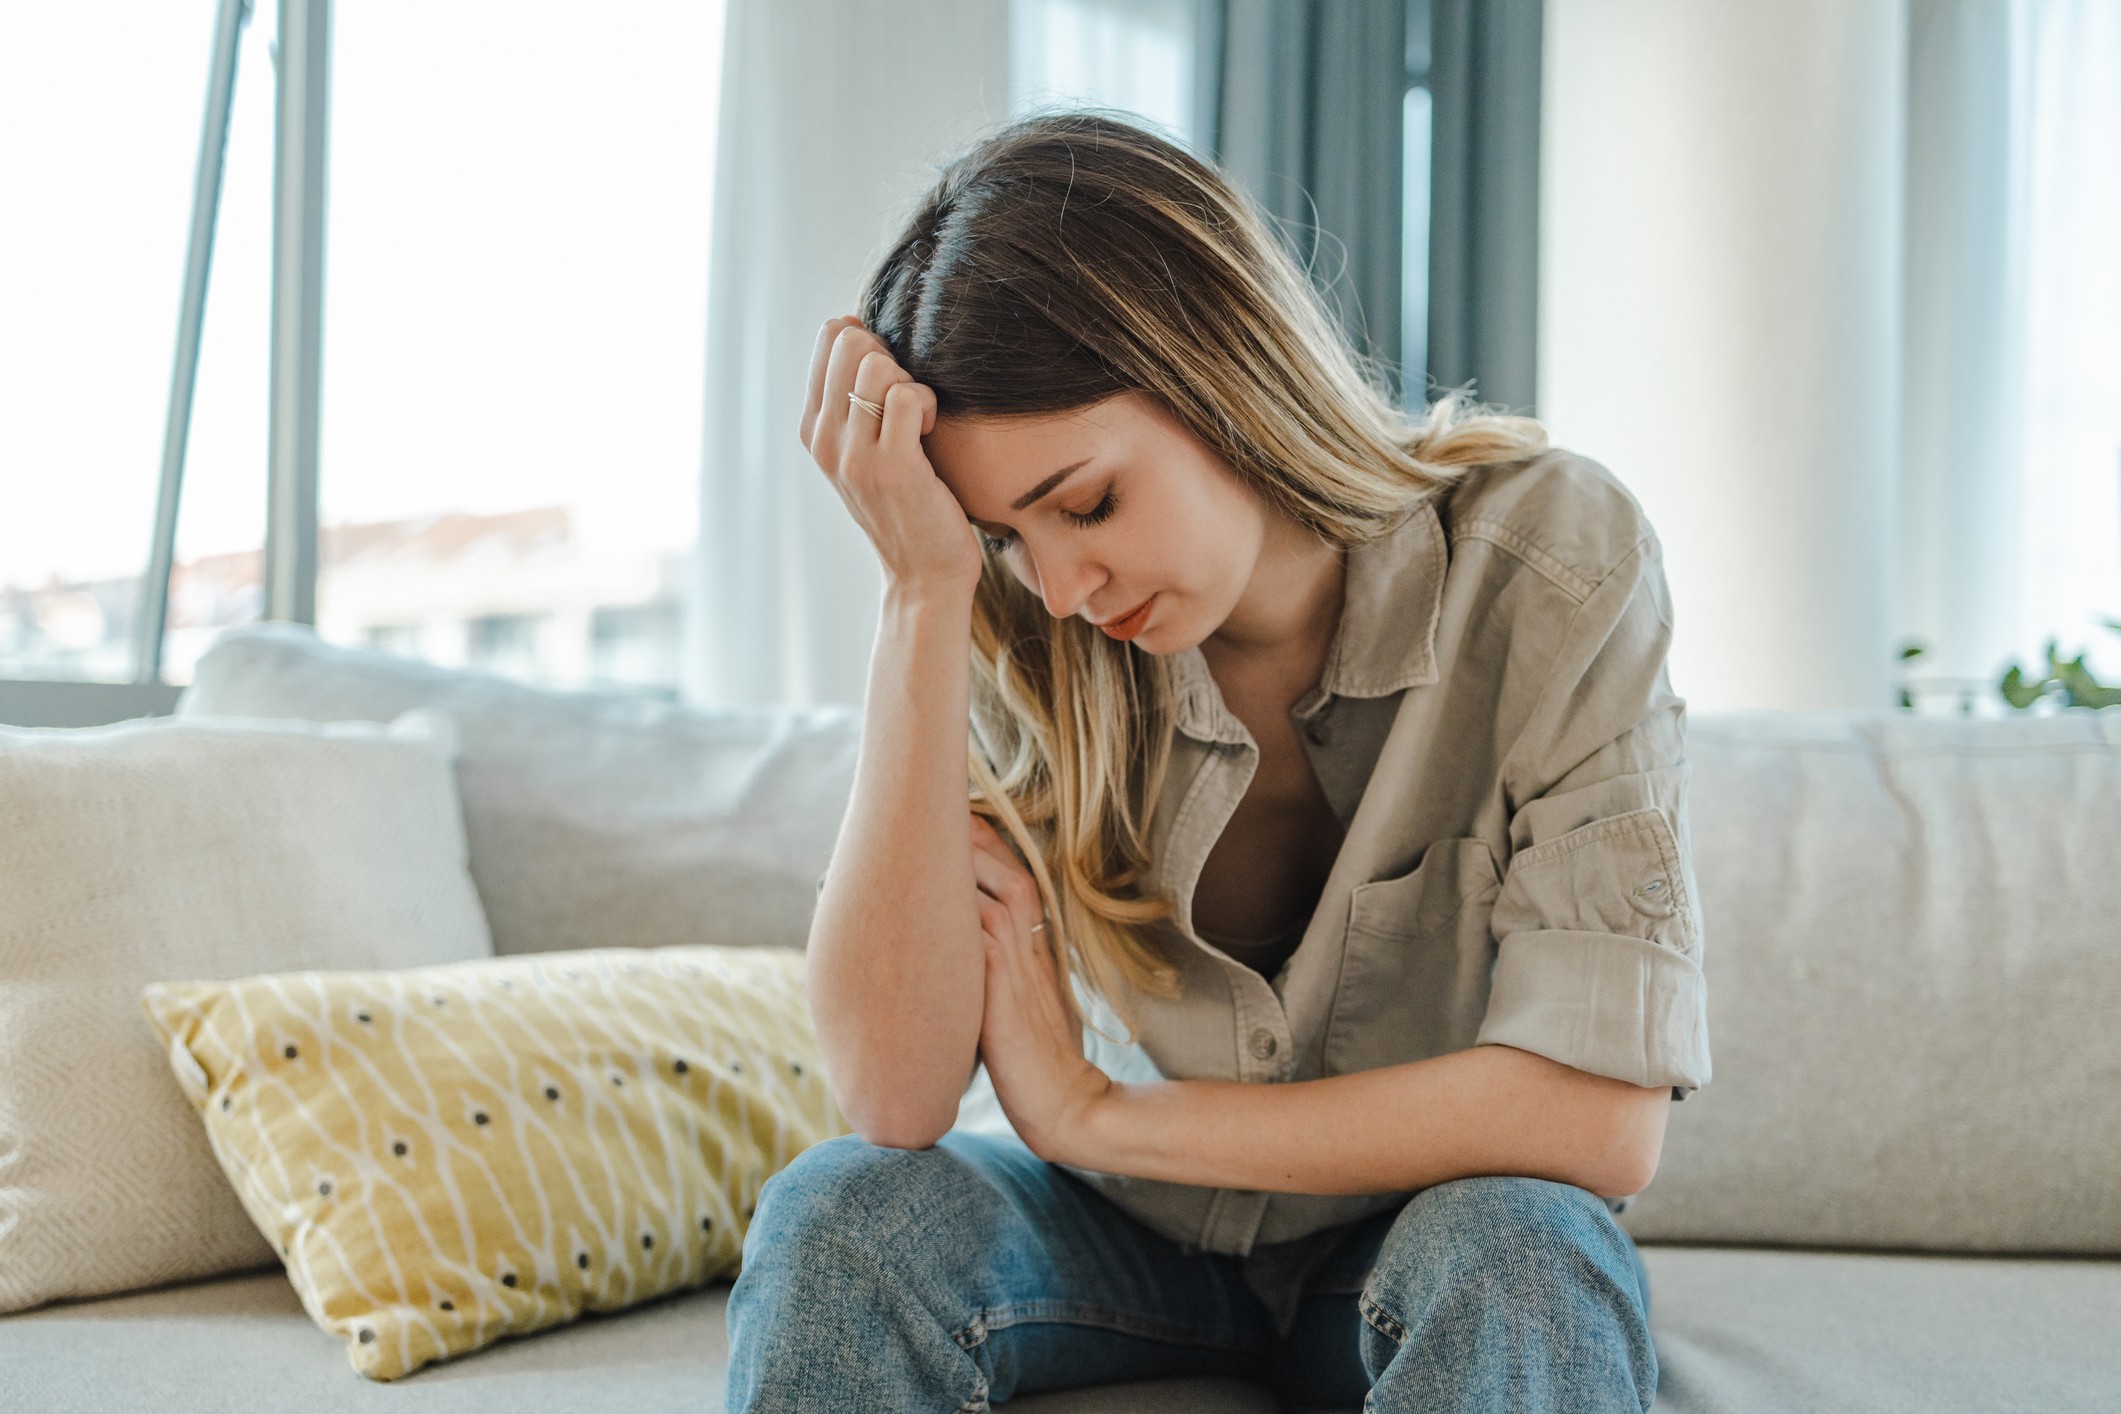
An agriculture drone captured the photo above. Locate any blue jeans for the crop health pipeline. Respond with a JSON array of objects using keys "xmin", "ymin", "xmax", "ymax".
[{"xmin": 726, "ymin": 1131, "xmax": 1656, "ymax": 1412}]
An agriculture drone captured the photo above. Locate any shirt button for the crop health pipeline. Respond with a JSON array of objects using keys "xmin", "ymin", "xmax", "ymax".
[{"xmin": 1249, "ymin": 1029, "xmax": 1278, "ymax": 1060}]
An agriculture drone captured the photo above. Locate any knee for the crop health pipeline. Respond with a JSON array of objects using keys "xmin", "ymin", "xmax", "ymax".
[
  {"xmin": 746, "ymin": 1132, "xmax": 966, "ymax": 1264},
  {"xmin": 1359, "ymin": 1178, "xmax": 1656, "ymax": 1411},
  {"xmin": 1369, "ymin": 1176, "xmax": 1638, "ymax": 1310},
  {"xmin": 728, "ymin": 1135, "xmax": 1000, "ymax": 1407}
]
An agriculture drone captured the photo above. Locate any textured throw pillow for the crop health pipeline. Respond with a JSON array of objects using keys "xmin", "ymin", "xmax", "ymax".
[
  {"xmin": 0, "ymin": 711, "xmax": 492, "ymax": 1315},
  {"xmin": 176, "ymin": 623, "xmax": 861, "ymax": 957},
  {"xmin": 141, "ymin": 944, "xmax": 847, "ymax": 1380}
]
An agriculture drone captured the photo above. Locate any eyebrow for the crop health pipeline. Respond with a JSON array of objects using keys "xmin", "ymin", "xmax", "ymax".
[{"xmin": 1010, "ymin": 458, "xmax": 1093, "ymax": 511}]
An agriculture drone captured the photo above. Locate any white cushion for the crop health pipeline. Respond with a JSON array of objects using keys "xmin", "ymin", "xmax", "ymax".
[
  {"xmin": 0, "ymin": 712, "xmax": 493, "ymax": 1314},
  {"xmin": 1623, "ymin": 707, "xmax": 2121, "ymax": 1253},
  {"xmin": 176, "ymin": 624, "xmax": 860, "ymax": 957}
]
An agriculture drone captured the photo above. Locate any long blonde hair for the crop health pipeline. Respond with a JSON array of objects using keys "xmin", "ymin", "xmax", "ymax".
[{"xmin": 860, "ymin": 113, "xmax": 1547, "ymax": 1033}]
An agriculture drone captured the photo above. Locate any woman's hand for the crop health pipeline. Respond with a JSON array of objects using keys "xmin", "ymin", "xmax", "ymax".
[
  {"xmin": 968, "ymin": 811, "xmax": 1112, "ymax": 1164},
  {"xmin": 799, "ymin": 315, "xmax": 984, "ymax": 597}
]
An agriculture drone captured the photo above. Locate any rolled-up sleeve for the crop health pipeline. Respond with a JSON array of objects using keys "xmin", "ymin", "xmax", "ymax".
[{"xmin": 1473, "ymin": 532, "xmax": 1712, "ymax": 1093}]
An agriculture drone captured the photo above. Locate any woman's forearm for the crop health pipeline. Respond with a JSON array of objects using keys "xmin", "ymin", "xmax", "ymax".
[
  {"xmin": 806, "ymin": 582, "xmax": 985, "ymax": 1148},
  {"xmin": 1061, "ymin": 1044, "xmax": 1670, "ymax": 1199}
]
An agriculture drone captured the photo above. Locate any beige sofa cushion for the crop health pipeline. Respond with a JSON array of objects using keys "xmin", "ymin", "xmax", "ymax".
[
  {"xmin": 0, "ymin": 712, "xmax": 492, "ymax": 1314},
  {"xmin": 1623, "ymin": 708, "xmax": 2121, "ymax": 1253}
]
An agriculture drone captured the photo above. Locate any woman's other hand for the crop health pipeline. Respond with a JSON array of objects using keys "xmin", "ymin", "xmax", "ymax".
[
  {"xmin": 967, "ymin": 811, "xmax": 1112, "ymax": 1163},
  {"xmin": 799, "ymin": 315, "xmax": 983, "ymax": 597}
]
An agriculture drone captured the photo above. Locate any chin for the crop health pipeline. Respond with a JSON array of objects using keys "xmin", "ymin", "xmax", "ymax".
[{"xmin": 1129, "ymin": 613, "xmax": 1199, "ymax": 656}]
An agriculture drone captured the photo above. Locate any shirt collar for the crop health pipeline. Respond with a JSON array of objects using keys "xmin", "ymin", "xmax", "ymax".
[{"xmin": 1167, "ymin": 497, "xmax": 1448, "ymax": 744}]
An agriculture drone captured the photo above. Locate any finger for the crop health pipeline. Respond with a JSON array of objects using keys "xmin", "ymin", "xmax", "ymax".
[
  {"xmin": 880, "ymin": 381, "xmax": 937, "ymax": 461},
  {"xmin": 968, "ymin": 813, "xmax": 1035, "ymax": 888},
  {"xmin": 846, "ymin": 350, "xmax": 911, "ymax": 451},
  {"xmin": 969, "ymin": 826, "xmax": 1046, "ymax": 940},
  {"xmin": 852, "ymin": 348, "xmax": 909, "ymax": 404},
  {"xmin": 814, "ymin": 325, "xmax": 880, "ymax": 474},
  {"xmin": 798, "ymin": 316, "xmax": 853, "ymax": 450},
  {"xmin": 969, "ymin": 833, "xmax": 1038, "ymax": 917}
]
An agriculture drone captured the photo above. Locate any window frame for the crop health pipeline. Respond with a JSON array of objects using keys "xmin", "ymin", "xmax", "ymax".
[{"xmin": 1, "ymin": 0, "xmax": 327, "ymax": 728}]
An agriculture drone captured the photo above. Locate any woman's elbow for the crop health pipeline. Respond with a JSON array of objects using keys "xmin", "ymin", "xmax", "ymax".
[
  {"xmin": 850, "ymin": 1115, "xmax": 954, "ymax": 1151},
  {"xmin": 1582, "ymin": 1087, "xmax": 1670, "ymax": 1199},
  {"xmin": 833, "ymin": 1086, "xmax": 960, "ymax": 1152},
  {"xmin": 1584, "ymin": 1145, "xmax": 1661, "ymax": 1202}
]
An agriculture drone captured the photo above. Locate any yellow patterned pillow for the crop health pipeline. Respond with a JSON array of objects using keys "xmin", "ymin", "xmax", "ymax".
[{"xmin": 141, "ymin": 945, "xmax": 847, "ymax": 1380}]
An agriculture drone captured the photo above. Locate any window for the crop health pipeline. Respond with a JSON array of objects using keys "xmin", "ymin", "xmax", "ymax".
[
  {"xmin": 2010, "ymin": 0, "xmax": 2121, "ymax": 681},
  {"xmin": 1, "ymin": 1, "xmax": 722, "ymax": 723},
  {"xmin": 311, "ymin": 1, "xmax": 720, "ymax": 693},
  {"xmin": 0, "ymin": 4, "xmax": 250, "ymax": 685}
]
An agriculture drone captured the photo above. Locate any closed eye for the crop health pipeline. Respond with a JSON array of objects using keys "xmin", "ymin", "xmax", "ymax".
[
  {"xmin": 1063, "ymin": 488, "xmax": 1119, "ymax": 529},
  {"xmin": 977, "ymin": 487, "xmax": 1120, "ymax": 556}
]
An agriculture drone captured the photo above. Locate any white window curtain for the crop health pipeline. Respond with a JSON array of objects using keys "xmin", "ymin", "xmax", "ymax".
[
  {"xmin": 1542, "ymin": 0, "xmax": 2121, "ymax": 711},
  {"xmin": 688, "ymin": 0, "xmax": 1205, "ymax": 708},
  {"xmin": 688, "ymin": 0, "xmax": 1010, "ymax": 708},
  {"xmin": 1903, "ymin": 0, "xmax": 2121, "ymax": 695}
]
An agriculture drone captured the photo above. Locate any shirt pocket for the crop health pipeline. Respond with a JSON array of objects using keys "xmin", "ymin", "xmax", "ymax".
[{"xmin": 1321, "ymin": 838, "xmax": 1502, "ymax": 1078}]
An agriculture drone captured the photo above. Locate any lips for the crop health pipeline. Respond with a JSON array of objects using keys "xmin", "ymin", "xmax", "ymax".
[{"xmin": 1097, "ymin": 595, "xmax": 1155, "ymax": 641}]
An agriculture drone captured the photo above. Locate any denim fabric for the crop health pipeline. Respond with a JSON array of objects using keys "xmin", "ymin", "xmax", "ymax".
[{"xmin": 727, "ymin": 1132, "xmax": 1656, "ymax": 1412}]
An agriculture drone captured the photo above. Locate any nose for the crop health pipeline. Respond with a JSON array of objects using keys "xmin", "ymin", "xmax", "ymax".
[{"xmin": 1028, "ymin": 546, "xmax": 1105, "ymax": 621}]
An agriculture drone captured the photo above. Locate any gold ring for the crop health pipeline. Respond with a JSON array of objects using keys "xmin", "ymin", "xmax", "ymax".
[{"xmin": 848, "ymin": 392, "xmax": 886, "ymax": 419}]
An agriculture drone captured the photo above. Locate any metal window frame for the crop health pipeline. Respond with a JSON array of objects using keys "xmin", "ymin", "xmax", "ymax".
[
  {"xmin": 264, "ymin": 0, "xmax": 329, "ymax": 629},
  {"xmin": 136, "ymin": 0, "xmax": 252, "ymax": 687},
  {"xmin": 2, "ymin": 0, "xmax": 329, "ymax": 728}
]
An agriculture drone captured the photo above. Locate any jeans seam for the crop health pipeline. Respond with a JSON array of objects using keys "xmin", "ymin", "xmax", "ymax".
[{"xmin": 1357, "ymin": 1288, "xmax": 1406, "ymax": 1346}]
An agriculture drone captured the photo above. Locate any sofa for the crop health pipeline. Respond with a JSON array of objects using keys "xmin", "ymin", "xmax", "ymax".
[{"xmin": 2, "ymin": 623, "xmax": 2117, "ymax": 1413}]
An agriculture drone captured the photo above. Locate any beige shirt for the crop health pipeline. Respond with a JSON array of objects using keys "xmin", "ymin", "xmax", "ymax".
[{"xmin": 1017, "ymin": 447, "xmax": 1712, "ymax": 1332}]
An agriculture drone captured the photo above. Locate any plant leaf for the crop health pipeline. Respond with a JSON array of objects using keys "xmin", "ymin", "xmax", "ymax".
[{"xmin": 1999, "ymin": 663, "xmax": 2046, "ymax": 710}]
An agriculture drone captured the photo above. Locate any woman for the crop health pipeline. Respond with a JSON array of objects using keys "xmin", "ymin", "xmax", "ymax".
[{"xmin": 726, "ymin": 113, "xmax": 1709, "ymax": 1413}]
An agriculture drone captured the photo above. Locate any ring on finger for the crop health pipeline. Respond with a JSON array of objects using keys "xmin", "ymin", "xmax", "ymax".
[{"xmin": 848, "ymin": 391, "xmax": 886, "ymax": 419}]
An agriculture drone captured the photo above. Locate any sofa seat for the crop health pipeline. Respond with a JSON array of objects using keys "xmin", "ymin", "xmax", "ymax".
[{"xmin": 4, "ymin": 1246, "xmax": 2116, "ymax": 1413}]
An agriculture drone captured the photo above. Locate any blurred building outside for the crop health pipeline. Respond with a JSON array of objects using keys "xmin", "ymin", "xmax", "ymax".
[{"xmin": 0, "ymin": 509, "xmax": 688, "ymax": 696}]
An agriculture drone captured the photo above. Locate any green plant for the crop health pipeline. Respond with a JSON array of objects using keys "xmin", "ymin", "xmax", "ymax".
[
  {"xmin": 1999, "ymin": 622, "xmax": 2121, "ymax": 709},
  {"xmin": 1895, "ymin": 639, "xmax": 1930, "ymax": 712},
  {"xmin": 1895, "ymin": 621, "xmax": 2121, "ymax": 711}
]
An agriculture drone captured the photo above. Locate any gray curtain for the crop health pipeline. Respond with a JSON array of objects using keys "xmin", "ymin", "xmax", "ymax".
[
  {"xmin": 1425, "ymin": 0, "xmax": 1543, "ymax": 412},
  {"xmin": 1203, "ymin": 0, "xmax": 1409, "ymax": 389},
  {"xmin": 1201, "ymin": 0, "xmax": 1544, "ymax": 412}
]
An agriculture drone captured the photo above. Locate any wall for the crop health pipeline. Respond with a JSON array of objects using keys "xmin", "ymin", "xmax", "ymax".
[{"xmin": 1538, "ymin": 0, "xmax": 1908, "ymax": 711}]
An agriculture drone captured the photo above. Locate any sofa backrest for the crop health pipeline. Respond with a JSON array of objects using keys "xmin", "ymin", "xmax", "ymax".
[
  {"xmin": 1622, "ymin": 707, "xmax": 2121, "ymax": 1255},
  {"xmin": 180, "ymin": 625, "xmax": 858, "ymax": 958},
  {"xmin": 183, "ymin": 627, "xmax": 2121, "ymax": 1255}
]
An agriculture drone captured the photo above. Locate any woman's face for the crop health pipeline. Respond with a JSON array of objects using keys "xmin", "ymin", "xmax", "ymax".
[{"xmin": 923, "ymin": 392, "xmax": 1268, "ymax": 653}]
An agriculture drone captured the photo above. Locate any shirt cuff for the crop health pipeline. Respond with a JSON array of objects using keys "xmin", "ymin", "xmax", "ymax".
[{"xmin": 1474, "ymin": 928, "xmax": 1712, "ymax": 1090}]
